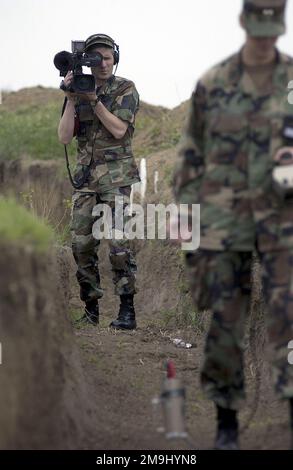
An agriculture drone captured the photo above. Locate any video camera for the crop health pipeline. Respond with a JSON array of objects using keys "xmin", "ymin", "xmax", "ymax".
[{"xmin": 54, "ymin": 40, "xmax": 102, "ymax": 93}]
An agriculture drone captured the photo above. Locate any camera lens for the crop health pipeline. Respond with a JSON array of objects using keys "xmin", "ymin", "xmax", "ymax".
[{"xmin": 53, "ymin": 51, "xmax": 73, "ymax": 73}]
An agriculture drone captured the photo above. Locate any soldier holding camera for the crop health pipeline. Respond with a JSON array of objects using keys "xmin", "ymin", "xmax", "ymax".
[
  {"xmin": 174, "ymin": 0, "xmax": 293, "ymax": 449},
  {"xmin": 57, "ymin": 34, "xmax": 140, "ymax": 329}
]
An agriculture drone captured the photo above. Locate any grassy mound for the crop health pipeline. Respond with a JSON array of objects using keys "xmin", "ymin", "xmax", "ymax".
[
  {"xmin": 0, "ymin": 197, "xmax": 54, "ymax": 251},
  {"xmin": 0, "ymin": 86, "xmax": 188, "ymax": 161}
]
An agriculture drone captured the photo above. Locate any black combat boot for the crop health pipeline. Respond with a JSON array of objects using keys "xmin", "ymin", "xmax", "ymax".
[
  {"xmin": 76, "ymin": 300, "xmax": 99, "ymax": 326},
  {"xmin": 214, "ymin": 405, "xmax": 239, "ymax": 450},
  {"xmin": 110, "ymin": 294, "xmax": 136, "ymax": 330}
]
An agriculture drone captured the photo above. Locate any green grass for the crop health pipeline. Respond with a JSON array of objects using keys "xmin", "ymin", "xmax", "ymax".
[
  {"xmin": 55, "ymin": 222, "xmax": 71, "ymax": 245},
  {"xmin": 164, "ymin": 164, "xmax": 175, "ymax": 187},
  {"xmin": 0, "ymin": 102, "xmax": 76, "ymax": 161},
  {"xmin": 0, "ymin": 87, "xmax": 181, "ymax": 169},
  {"xmin": 135, "ymin": 115, "xmax": 154, "ymax": 131},
  {"xmin": 0, "ymin": 91, "xmax": 181, "ymax": 162},
  {"xmin": 0, "ymin": 197, "xmax": 54, "ymax": 251},
  {"xmin": 0, "ymin": 101, "xmax": 169, "ymax": 162},
  {"xmin": 68, "ymin": 307, "xmax": 84, "ymax": 326}
]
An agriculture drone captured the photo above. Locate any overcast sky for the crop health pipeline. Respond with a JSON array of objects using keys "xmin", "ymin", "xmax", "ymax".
[{"xmin": 1, "ymin": 0, "xmax": 293, "ymax": 108}]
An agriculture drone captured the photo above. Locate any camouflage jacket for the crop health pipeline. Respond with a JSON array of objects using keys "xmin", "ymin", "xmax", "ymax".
[
  {"xmin": 73, "ymin": 75, "xmax": 140, "ymax": 193},
  {"xmin": 174, "ymin": 49, "xmax": 293, "ymax": 252}
]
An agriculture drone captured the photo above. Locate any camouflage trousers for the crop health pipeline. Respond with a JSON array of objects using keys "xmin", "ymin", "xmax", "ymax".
[
  {"xmin": 185, "ymin": 249, "xmax": 293, "ymax": 410},
  {"xmin": 70, "ymin": 186, "xmax": 137, "ymax": 302}
]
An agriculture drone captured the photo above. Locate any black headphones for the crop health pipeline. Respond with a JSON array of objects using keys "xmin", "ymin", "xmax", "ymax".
[
  {"xmin": 85, "ymin": 34, "xmax": 120, "ymax": 65},
  {"xmin": 112, "ymin": 41, "xmax": 120, "ymax": 66}
]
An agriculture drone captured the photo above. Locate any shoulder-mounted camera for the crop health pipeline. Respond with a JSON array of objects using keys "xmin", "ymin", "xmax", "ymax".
[{"xmin": 54, "ymin": 40, "xmax": 102, "ymax": 93}]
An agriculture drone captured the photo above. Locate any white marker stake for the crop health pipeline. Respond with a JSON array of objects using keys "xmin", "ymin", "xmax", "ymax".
[
  {"xmin": 140, "ymin": 158, "xmax": 147, "ymax": 202},
  {"xmin": 154, "ymin": 170, "xmax": 159, "ymax": 194}
]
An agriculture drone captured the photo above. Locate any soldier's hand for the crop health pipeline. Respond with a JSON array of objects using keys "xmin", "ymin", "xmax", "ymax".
[
  {"xmin": 64, "ymin": 71, "xmax": 73, "ymax": 89},
  {"xmin": 62, "ymin": 71, "xmax": 76, "ymax": 101},
  {"xmin": 72, "ymin": 91, "xmax": 97, "ymax": 103}
]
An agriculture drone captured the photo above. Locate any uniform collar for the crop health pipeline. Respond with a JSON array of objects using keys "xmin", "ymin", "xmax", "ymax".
[
  {"xmin": 227, "ymin": 48, "xmax": 288, "ymax": 96},
  {"xmin": 96, "ymin": 74, "xmax": 116, "ymax": 96}
]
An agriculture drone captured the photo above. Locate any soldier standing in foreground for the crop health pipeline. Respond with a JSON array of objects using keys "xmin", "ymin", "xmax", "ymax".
[
  {"xmin": 58, "ymin": 34, "xmax": 140, "ymax": 330},
  {"xmin": 174, "ymin": 0, "xmax": 293, "ymax": 449}
]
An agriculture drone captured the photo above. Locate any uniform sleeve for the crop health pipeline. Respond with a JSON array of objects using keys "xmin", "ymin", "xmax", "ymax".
[
  {"xmin": 111, "ymin": 82, "xmax": 140, "ymax": 125},
  {"xmin": 173, "ymin": 81, "xmax": 206, "ymax": 204}
]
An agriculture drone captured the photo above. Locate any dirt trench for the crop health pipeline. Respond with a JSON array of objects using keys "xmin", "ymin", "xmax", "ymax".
[
  {"xmin": 68, "ymin": 240, "xmax": 292, "ymax": 450},
  {"xmin": 0, "ymin": 159, "xmax": 71, "ymax": 230},
  {"xmin": 0, "ymin": 159, "xmax": 292, "ymax": 450},
  {"xmin": 0, "ymin": 243, "xmax": 97, "ymax": 449}
]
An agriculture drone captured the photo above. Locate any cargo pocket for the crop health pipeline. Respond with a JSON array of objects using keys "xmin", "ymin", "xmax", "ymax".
[
  {"xmin": 104, "ymin": 153, "xmax": 132, "ymax": 186},
  {"xmin": 73, "ymin": 146, "xmax": 93, "ymax": 188}
]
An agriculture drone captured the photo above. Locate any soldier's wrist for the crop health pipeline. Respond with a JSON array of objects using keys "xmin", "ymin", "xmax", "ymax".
[
  {"xmin": 92, "ymin": 99, "xmax": 103, "ymax": 115},
  {"xmin": 66, "ymin": 95, "xmax": 76, "ymax": 103}
]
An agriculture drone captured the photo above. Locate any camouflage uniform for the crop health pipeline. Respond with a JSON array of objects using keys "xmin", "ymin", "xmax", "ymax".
[
  {"xmin": 71, "ymin": 75, "xmax": 140, "ymax": 302},
  {"xmin": 174, "ymin": 43, "xmax": 293, "ymax": 409}
]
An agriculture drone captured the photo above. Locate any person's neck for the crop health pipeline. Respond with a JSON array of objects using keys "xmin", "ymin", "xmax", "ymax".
[
  {"xmin": 242, "ymin": 44, "xmax": 276, "ymax": 67},
  {"xmin": 95, "ymin": 78, "xmax": 108, "ymax": 87}
]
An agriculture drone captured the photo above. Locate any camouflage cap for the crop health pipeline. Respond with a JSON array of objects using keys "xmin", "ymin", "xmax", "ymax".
[
  {"xmin": 85, "ymin": 33, "xmax": 115, "ymax": 51},
  {"xmin": 242, "ymin": 0, "xmax": 287, "ymax": 37}
]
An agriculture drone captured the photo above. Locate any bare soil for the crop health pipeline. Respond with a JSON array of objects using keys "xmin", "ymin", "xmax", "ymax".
[
  {"xmin": 67, "ymin": 241, "xmax": 292, "ymax": 451},
  {"xmin": 0, "ymin": 245, "xmax": 94, "ymax": 449},
  {"xmin": 0, "ymin": 222, "xmax": 291, "ymax": 450}
]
